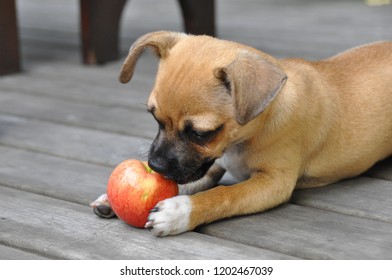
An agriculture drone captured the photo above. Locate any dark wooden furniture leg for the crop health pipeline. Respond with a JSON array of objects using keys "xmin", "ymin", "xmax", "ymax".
[
  {"xmin": 80, "ymin": 0, "xmax": 127, "ymax": 64},
  {"xmin": 0, "ymin": 0, "xmax": 21, "ymax": 75},
  {"xmin": 178, "ymin": 0, "xmax": 215, "ymax": 36},
  {"xmin": 80, "ymin": 0, "xmax": 215, "ymax": 65}
]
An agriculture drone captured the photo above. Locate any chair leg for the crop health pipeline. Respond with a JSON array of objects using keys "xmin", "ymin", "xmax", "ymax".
[
  {"xmin": 177, "ymin": 0, "xmax": 215, "ymax": 36},
  {"xmin": 80, "ymin": 0, "xmax": 127, "ymax": 64},
  {"xmin": 0, "ymin": 0, "xmax": 21, "ymax": 75}
]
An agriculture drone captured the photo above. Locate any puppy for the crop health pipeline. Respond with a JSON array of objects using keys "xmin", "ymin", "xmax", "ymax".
[{"xmin": 92, "ymin": 31, "xmax": 392, "ymax": 236}]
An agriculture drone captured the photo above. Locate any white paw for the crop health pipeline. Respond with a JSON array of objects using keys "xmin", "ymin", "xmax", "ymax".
[
  {"xmin": 90, "ymin": 193, "xmax": 110, "ymax": 207},
  {"xmin": 145, "ymin": 195, "xmax": 192, "ymax": 236}
]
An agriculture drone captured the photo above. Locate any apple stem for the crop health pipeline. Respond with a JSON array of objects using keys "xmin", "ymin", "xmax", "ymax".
[{"xmin": 144, "ymin": 163, "xmax": 153, "ymax": 173}]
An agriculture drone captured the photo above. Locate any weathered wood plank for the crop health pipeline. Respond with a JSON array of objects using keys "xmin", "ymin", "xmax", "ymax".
[
  {"xmin": 0, "ymin": 114, "xmax": 150, "ymax": 167},
  {"xmin": 0, "ymin": 70, "xmax": 152, "ymax": 109},
  {"xmin": 0, "ymin": 186, "xmax": 295, "ymax": 259},
  {"xmin": 0, "ymin": 90, "xmax": 157, "ymax": 139},
  {"xmin": 17, "ymin": 0, "xmax": 79, "ymax": 34},
  {"xmin": 198, "ymin": 204, "xmax": 392, "ymax": 260},
  {"xmin": 292, "ymin": 177, "xmax": 392, "ymax": 223},
  {"xmin": 217, "ymin": 0, "xmax": 392, "ymax": 59},
  {"xmin": 28, "ymin": 55, "xmax": 157, "ymax": 83},
  {"xmin": 0, "ymin": 244, "xmax": 48, "ymax": 260},
  {"xmin": 10, "ymin": 50, "xmax": 156, "ymax": 87},
  {"xmin": 0, "ymin": 146, "xmax": 110, "ymax": 205}
]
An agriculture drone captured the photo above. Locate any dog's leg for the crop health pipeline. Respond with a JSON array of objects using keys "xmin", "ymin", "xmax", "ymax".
[
  {"xmin": 179, "ymin": 163, "xmax": 226, "ymax": 195},
  {"xmin": 146, "ymin": 169, "xmax": 298, "ymax": 236}
]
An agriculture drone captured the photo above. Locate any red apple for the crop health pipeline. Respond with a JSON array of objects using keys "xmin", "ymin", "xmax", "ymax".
[{"xmin": 107, "ymin": 159, "xmax": 179, "ymax": 228}]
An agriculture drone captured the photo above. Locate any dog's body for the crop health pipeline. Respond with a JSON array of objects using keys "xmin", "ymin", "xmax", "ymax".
[{"xmin": 92, "ymin": 32, "xmax": 392, "ymax": 236}]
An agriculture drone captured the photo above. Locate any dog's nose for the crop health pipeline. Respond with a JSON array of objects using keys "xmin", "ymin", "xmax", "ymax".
[{"xmin": 148, "ymin": 157, "xmax": 169, "ymax": 176}]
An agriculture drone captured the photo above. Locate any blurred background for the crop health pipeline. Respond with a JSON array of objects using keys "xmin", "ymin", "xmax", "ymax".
[{"xmin": 14, "ymin": 0, "xmax": 392, "ymax": 69}]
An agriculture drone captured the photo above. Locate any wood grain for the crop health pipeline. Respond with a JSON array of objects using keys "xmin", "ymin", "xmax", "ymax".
[
  {"xmin": 0, "ymin": 114, "xmax": 150, "ymax": 166},
  {"xmin": 0, "ymin": 90, "xmax": 157, "ymax": 139},
  {"xmin": 198, "ymin": 204, "xmax": 392, "ymax": 260},
  {"xmin": 0, "ymin": 244, "xmax": 48, "ymax": 260},
  {"xmin": 292, "ymin": 177, "xmax": 392, "ymax": 223},
  {"xmin": 0, "ymin": 186, "xmax": 294, "ymax": 259}
]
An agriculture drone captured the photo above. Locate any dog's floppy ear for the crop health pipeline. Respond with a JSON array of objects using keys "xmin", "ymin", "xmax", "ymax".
[
  {"xmin": 216, "ymin": 50, "xmax": 287, "ymax": 125},
  {"xmin": 119, "ymin": 31, "xmax": 186, "ymax": 83}
]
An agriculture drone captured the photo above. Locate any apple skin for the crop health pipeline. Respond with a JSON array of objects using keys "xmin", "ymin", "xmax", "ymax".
[{"xmin": 107, "ymin": 159, "xmax": 179, "ymax": 228}]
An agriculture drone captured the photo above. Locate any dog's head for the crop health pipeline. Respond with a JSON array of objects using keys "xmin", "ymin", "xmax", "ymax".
[{"xmin": 120, "ymin": 31, "xmax": 287, "ymax": 184}]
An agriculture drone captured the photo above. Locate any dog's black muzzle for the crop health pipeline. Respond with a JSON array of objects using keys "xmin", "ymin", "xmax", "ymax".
[{"xmin": 148, "ymin": 135, "xmax": 215, "ymax": 184}]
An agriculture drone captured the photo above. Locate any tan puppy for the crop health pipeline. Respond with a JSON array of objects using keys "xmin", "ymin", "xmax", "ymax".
[{"xmin": 92, "ymin": 31, "xmax": 392, "ymax": 236}]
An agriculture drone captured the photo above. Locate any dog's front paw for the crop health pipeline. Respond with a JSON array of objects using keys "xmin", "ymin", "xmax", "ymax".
[
  {"xmin": 90, "ymin": 194, "xmax": 116, "ymax": 219},
  {"xmin": 145, "ymin": 195, "xmax": 192, "ymax": 236}
]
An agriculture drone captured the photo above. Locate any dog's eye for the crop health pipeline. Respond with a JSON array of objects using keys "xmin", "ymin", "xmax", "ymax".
[
  {"xmin": 184, "ymin": 124, "xmax": 223, "ymax": 145},
  {"xmin": 157, "ymin": 121, "xmax": 164, "ymax": 130},
  {"xmin": 191, "ymin": 130, "xmax": 210, "ymax": 141}
]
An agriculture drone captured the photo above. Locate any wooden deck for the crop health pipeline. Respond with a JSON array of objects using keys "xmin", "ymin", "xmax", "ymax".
[{"xmin": 1, "ymin": 0, "xmax": 391, "ymax": 260}]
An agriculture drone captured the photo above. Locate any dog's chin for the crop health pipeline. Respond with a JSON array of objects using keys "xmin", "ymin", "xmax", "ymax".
[{"xmin": 169, "ymin": 159, "xmax": 215, "ymax": 185}]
